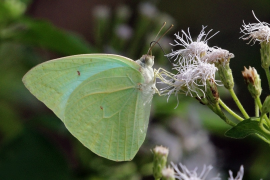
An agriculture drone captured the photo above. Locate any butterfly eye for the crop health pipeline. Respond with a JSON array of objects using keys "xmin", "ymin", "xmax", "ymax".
[{"xmin": 144, "ymin": 55, "xmax": 154, "ymax": 67}]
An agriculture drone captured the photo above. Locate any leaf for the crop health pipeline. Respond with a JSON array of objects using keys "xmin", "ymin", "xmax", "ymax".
[
  {"xmin": 225, "ymin": 118, "xmax": 270, "ymax": 142},
  {"xmin": 0, "ymin": 102, "xmax": 23, "ymax": 143},
  {"xmin": 0, "ymin": 129, "xmax": 74, "ymax": 180},
  {"xmin": 12, "ymin": 18, "xmax": 96, "ymax": 55}
]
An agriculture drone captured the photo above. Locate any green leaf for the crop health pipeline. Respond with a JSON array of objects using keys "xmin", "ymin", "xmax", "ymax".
[
  {"xmin": 12, "ymin": 18, "xmax": 96, "ymax": 55},
  {"xmin": 225, "ymin": 118, "xmax": 270, "ymax": 142},
  {"xmin": 0, "ymin": 102, "xmax": 23, "ymax": 143},
  {"xmin": 0, "ymin": 129, "xmax": 74, "ymax": 180}
]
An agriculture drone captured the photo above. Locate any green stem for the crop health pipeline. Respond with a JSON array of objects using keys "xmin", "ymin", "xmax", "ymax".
[
  {"xmin": 207, "ymin": 103, "xmax": 236, "ymax": 126},
  {"xmin": 260, "ymin": 116, "xmax": 270, "ymax": 135},
  {"xmin": 257, "ymin": 134, "xmax": 270, "ymax": 144},
  {"xmin": 255, "ymin": 99, "xmax": 259, "ymax": 117},
  {"xmin": 255, "ymin": 96, "xmax": 270, "ymax": 127},
  {"xmin": 229, "ymin": 88, "xmax": 250, "ymax": 119},
  {"xmin": 263, "ymin": 67, "xmax": 270, "ymax": 90},
  {"xmin": 219, "ymin": 99, "xmax": 244, "ymax": 121}
]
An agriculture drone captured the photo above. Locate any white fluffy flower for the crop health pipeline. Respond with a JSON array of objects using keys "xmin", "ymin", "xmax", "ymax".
[
  {"xmin": 166, "ymin": 26, "xmax": 218, "ymax": 64},
  {"xmin": 240, "ymin": 11, "xmax": 270, "ymax": 44},
  {"xmin": 159, "ymin": 58, "xmax": 218, "ymax": 99},
  {"xmin": 171, "ymin": 162, "xmax": 220, "ymax": 180},
  {"xmin": 228, "ymin": 165, "xmax": 244, "ymax": 180}
]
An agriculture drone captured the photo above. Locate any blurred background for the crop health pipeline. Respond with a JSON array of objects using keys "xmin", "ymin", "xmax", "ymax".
[{"xmin": 0, "ymin": 0, "xmax": 270, "ymax": 179}]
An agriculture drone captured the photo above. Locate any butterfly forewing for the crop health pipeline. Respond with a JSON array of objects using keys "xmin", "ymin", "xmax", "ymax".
[{"xmin": 22, "ymin": 54, "xmax": 139, "ymax": 121}]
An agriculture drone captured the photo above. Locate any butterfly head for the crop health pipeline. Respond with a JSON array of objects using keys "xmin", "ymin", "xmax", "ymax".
[{"xmin": 139, "ymin": 54, "xmax": 155, "ymax": 68}]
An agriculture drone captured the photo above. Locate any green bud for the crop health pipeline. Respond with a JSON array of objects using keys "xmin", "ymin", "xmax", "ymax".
[
  {"xmin": 260, "ymin": 41, "xmax": 270, "ymax": 69},
  {"xmin": 205, "ymin": 79, "xmax": 219, "ymax": 106},
  {"xmin": 262, "ymin": 96, "xmax": 270, "ymax": 115},
  {"xmin": 162, "ymin": 167, "xmax": 175, "ymax": 180},
  {"xmin": 153, "ymin": 146, "xmax": 169, "ymax": 180},
  {"xmin": 242, "ymin": 66, "xmax": 262, "ymax": 98},
  {"xmin": 216, "ymin": 62, "xmax": 234, "ymax": 89}
]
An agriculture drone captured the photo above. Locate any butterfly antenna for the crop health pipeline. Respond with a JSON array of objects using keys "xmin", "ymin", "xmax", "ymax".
[
  {"xmin": 149, "ymin": 41, "xmax": 173, "ymax": 65},
  {"xmin": 147, "ymin": 24, "xmax": 174, "ymax": 55},
  {"xmin": 154, "ymin": 22, "xmax": 166, "ymax": 42},
  {"xmin": 147, "ymin": 22, "xmax": 166, "ymax": 56}
]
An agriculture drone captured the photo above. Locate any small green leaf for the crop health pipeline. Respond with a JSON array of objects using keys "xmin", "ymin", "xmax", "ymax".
[{"xmin": 225, "ymin": 118, "xmax": 270, "ymax": 142}]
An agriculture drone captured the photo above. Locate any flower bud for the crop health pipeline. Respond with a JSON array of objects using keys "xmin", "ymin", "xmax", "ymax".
[
  {"xmin": 262, "ymin": 96, "xmax": 270, "ymax": 115},
  {"xmin": 242, "ymin": 66, "xmax": 262, "ymax": 98},
  {"xmin": 205, "ymin": 79, "xmax": 220, "ymax": 105},
  {"xmin": 153, "ymin": 146, "xmax": 169, "ymax": 180},
  {"xmin": 216, "ymin": 62, "xmax": 234, "ymax": 89},
  {"xmin": 162, "ymin": 167, "xmax": 175, "ymax": 180},
  {"xmin": 260, "ymin": 41, "xmax": 270, "ymax": 69}
]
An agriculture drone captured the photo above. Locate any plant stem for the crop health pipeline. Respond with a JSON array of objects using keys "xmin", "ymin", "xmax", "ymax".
[
  {"xmin": 207, "ymin": 103, "xmax": 236, "ymax": 126},
  {"xmin": 219, "ymin": 99, "xmax": 244, "ymax": 121},
  {"xmin": 255, "ymin": 96, "xmax": 270, "ymax": 127},
  {"xmin": 229, "ymin": 88, "xmax": 250, "ymax": 119},
  {"xmin": 259, "ymin": 117, "xmax": 270, "ymax": 135},
  {"xmin": 263, "ymin": 67, "xmax": 270, "ymax": 90},
  {"xmin": 255, "ymin": 99, "xmax": 259, "ymax": 117}
]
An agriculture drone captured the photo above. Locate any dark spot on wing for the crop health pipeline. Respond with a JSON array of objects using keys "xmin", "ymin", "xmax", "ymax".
[
  {"xmin": 100, "ymin": 106, "xmax": 103, "ymax": 110},
  {"xmin": 138, "ymin": 83, "xmax": 142, "ymax": 90},
  {"xmin": 77, "ymin": 71, "xmax": 80, "ymax": 76}
]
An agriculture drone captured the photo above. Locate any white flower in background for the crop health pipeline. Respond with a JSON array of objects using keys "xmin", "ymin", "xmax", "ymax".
[
  {"xmin": 93, "ymin": 5, "xmax": 110, "ymax": 19},
  {"xmin": 166, "ymin": 26, "xmax": 218, "ymax": 64},
  {"xmin": 171, "ymin": 162, "xmax": 220, "ymax": 180},
  {"xmin": 228, "ymin": 165, "xmax": 244, "ymax": 180},
  {"xmin": 115, "ymin": 24, "xmax": 133, "ymax": 40},
  {"xmin": 138, "ymin": 2, "xmax": 158, "ymax": 18},
  {"xmin": 240, "ymin": 11, "xmax": 270, "ymax": 44}
]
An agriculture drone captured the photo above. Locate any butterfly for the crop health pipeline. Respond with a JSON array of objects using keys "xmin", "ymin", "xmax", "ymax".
[
  {"xmin": 23, "ymin": 53, "xmax": 156, "ymax": 161},
  {"xmin": 22, "ymin": 23, "xmax": 173, "ymax": 161}
]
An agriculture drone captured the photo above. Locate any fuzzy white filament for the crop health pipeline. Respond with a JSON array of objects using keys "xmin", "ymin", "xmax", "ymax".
[
  {"xmin": 228, "ymin": 165, "xmax": 244, "ymax": 180},
  {"xmin": 171, "ymin": 162, "xmax": 220, "ymax": 180},
  {"xmin": 166, "ymin": 26, "xmax": 219, "ymax": 64},
  {"xmin": 240, "ymin": 11, "xmax": 270, "ymax": 44}
]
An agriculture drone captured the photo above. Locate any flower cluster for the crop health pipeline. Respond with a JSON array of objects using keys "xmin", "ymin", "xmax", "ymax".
[{"xmin": 158, "ymin": 26, "xmax": 234, "ymax": 100}]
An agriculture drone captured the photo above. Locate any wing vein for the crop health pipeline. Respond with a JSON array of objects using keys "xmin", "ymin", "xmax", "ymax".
[{"xmin": 107, "ymin": 120, "xmax": 115, "ymax": 159}]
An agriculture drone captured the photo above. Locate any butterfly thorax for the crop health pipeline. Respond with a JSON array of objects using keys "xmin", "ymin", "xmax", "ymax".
[{"xmin": 136, "ymin": 55, "xmax": 156, "ymax": 98}]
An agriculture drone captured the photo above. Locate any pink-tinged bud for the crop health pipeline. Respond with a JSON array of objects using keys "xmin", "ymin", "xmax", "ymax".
[{"xmin": 242, "ymin": 66, "xmax": 262, "ymax": 98}]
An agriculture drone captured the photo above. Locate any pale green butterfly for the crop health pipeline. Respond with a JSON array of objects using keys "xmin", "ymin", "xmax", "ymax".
[
  {"xmin": 23, "ymin": 53, "xmax": 156, "ymax": 161},
  {"xmin": 22, "ymin": 24, "xmax": 172, "ymax": 161}
]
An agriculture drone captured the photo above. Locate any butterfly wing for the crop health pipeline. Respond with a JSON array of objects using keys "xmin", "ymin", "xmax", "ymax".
[{"xmin": 22, "ymin": 54, "xmax": 152, "ymax": 161}]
